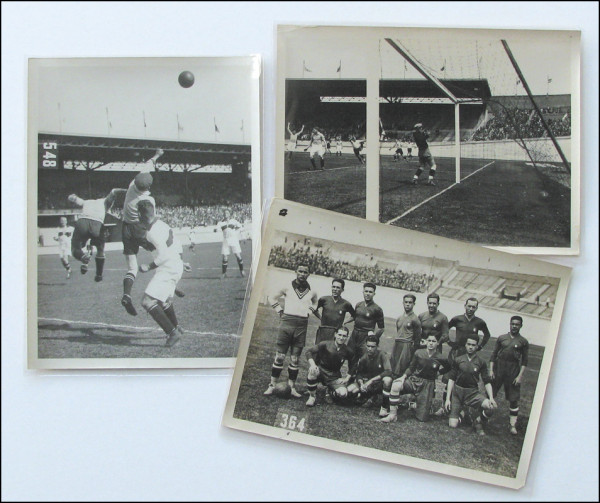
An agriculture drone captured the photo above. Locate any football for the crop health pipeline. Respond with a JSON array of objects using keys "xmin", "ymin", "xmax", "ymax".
[{"xmin": 273, "ymin": 382, "xmax": 292, "ymax": 398}]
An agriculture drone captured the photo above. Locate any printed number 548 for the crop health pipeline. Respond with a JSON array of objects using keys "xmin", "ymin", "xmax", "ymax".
[{"xmin": 279, "ymin": 413, "xmax": 306, "ymax": 432}]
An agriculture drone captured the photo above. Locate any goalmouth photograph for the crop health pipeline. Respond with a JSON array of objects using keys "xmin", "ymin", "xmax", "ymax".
[{"xmin": 276, "ymin": 26, "xmax": 580, "ymax": 254}]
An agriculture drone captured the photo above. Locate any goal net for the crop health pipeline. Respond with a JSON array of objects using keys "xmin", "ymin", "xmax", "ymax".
[{"xmin": 378, "ymin": 37, "xmax": 572, "ymax": 190}]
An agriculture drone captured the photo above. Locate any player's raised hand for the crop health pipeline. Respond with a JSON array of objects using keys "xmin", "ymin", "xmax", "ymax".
[
  {"xmin": 156, "ymin": 148, "xmax": 164, "ymax": 157},
  {"xmin": 139, "ymin": 264, "xmax": 150, "ymax": 273}
]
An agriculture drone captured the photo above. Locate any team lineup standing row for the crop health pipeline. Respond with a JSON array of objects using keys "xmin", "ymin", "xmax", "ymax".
[
  {"xmin": 264, "ymin": 264, "xmax": 530, "ymax": 436},
  {"xmin": 286, "ymin": 122, "xmax": 438, "ymax": 186},
  {"xmin": 53, "ymin": 148, "xmax": 246, "ymax": 347}
]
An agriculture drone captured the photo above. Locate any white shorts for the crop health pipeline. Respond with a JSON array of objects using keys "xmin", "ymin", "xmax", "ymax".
[
  {"xmin": 222, "ymin": 240, "xmax": 241, "ymax": 256},
  {"xmin": 287, "ymin": 141, "xmax": 297, "ymax": 152},
  {"xmin": 309, "ymin": 145, "xmax": 326, "ymax": 158},
  {"xmin": 145, "ymin": 261, "xmax": 183, "ymax": 303},
  {"xmin": 336, "ymin": 145, "xmax": 343, "ymax": 153},
  {"xmin": 58, "ymin": 248, "xmax": 70, "ymax": 260}
]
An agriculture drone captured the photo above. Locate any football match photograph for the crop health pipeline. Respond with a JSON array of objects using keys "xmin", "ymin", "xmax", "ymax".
[
  {"xmin": 27, "ymin": 57, "xmax": 261, "ymax": 368},
  {"xmin": 223, "ymin": 199, "xmax": 571, "ymax": 488},
  {"xmin": 276, "ymin": 26, "xmax": 579, "ymax": 254}
]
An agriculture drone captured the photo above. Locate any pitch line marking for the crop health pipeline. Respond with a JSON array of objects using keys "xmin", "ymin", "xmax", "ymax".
[
  {"xmin": 289, "ymin": 165, "xmax": 364, "ymax": 175},
  {"xmin": 386, "ymin": 161, "xmax": 496, "ymax": 224},
  {"xmin": 38, "ymin": 317, "xmax": 241, "ymax": 338}
]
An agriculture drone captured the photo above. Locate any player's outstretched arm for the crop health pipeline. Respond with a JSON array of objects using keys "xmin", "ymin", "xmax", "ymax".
[
  {"xmin": 68, "ymin": 194, "xmax": 85, "ymax": 207},
  {"xmin": 140, "ymin": 148, "xmax": 165, "ymax": 173}
]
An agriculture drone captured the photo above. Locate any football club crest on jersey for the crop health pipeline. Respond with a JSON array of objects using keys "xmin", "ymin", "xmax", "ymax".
[
  {"xmin": 434, "ymin": 322, "xmax": 439, "ymax": 328},
  {"xmin": 474, "ymin": 367, "xmax": 478, "ymax": 372},
  {"xmin": 339, "ymin": 310, "xmax": 343, "ymax": 315}
]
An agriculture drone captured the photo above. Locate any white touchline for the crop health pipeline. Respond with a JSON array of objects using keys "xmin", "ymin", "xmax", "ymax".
[
  {"xmin": 38, "ymin": 317, "xmax": 241, "ymax": 338},
  {"xmin": 386, "ymin": 161, "xmax": 496, "ymax": 224},
  {"xmin": 289, "ymin": 165, "xmax": 364, "ymax": 175}
]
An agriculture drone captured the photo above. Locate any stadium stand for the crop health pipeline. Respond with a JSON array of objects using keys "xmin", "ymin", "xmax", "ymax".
[{"xmin": 434, "ymin": 266, "xmax": 558, "ymax": 319}]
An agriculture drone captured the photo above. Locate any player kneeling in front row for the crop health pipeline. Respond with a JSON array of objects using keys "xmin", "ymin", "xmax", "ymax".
[
  {"xmin": 305, "ymin": 326, "xmax": 354, "ymax": 407},
  {"xmin": 347, "ymin": 333, "xmax": 393, "ymax": 418},
  {"xmin": 381, "ymin": 334, "xmax": 450, "ymax": 423},
  {"xmin": 445, "ymin": 335, "xmax": 497, "ymax": 435},
  {"xmin": 137, "ymin": 200, "xmax": 184, "ymax": 347}
]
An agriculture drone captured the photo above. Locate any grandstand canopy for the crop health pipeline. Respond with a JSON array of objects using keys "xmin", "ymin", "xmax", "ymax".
[
  {"xmin": 38, "ymin": 133, "xmax": 251, "ymax": 168},
  {"xmin": 286, "ymin": 79, "xmax": 491, "ymax": 102}
]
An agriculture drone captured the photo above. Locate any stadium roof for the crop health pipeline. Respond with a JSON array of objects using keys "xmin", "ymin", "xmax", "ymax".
[
  {"xmin": 38, "ymin": 133, "xmax": 251, "ymax": 167},
  {"xmin": 286, "ymin": 79, "xmax": 491, "ymax": 101}
]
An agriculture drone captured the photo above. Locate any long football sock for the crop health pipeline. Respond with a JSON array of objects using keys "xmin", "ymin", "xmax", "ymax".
[
  {"xmin": 382, "ymin": 390, "xmax": 391, "ymax": 410},
  {"xmin": 222, "ymin": 257, "xmax": 228, "ymax": 275},
  {"xmin": 236, "ymin": 255, "xmax": 244, "ymax": 273},
  {"xmin": 147, "ymin": 304, "xmax": 176, "ymax": 336},
  {"xmin": 123, "ymin": 272, "xmax": 135, "ymax": 296},
  {"xmin": 414, "ymin": 167, "xmax": 423, "ymax": 180},
  {"xmin": 163, "ymin": 303, "xmax": 178, "ymax": 328},
  {"xmin": 271, "ymin": 361, "xmax": 284, "ymax": 379},
  {"xmin": 95, "ymin": 257, "xmax": 105, "ymax": 276},
  {"xmin": 288, "ymin": 363, "xmax": 299, "ymax": 382}
]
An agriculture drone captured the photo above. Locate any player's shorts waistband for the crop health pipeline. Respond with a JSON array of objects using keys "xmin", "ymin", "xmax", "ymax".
[
  {"xmin": 352, "ymin": 327, "xmax": 373, "ymax": 333},
  {"xmin": 319, "ymin": 325, "xmax": 338, "ymax": 330},
  {"xmin": 281, "ymin": 314, "xmax": 309, "ymax": 322},
  {"xmin": 394, "ymin": 338, "xmax": 414, "ymax": 343},
  {"xmin": 454, "ymin": 384, "xmax": 479, "ymax": 391}
]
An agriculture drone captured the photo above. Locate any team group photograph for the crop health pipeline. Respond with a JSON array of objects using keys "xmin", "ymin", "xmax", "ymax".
[{"xmin": 228, "ymin": 218, "xmax": 567, "ymax": 481}]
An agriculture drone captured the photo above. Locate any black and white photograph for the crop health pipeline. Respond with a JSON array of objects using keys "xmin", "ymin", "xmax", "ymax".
[
  {"xmin": 28, "ymin": 57, "xmax": 261, "ymax": 368},
  {"xmin": 276, "ymin": 26, "xmax": 580, "ymax": 254},
  {"xmin": 223, "ymin": 199, "xmax": 571, "ymax": 488}
]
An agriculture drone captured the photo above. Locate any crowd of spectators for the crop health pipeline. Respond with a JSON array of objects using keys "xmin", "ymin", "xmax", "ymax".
[
  {"xmin": 268, "ymin": 245, "xmax": 436, "ymax": 293},
  {"xmin": 156, "ymin": 203, "xmax": 251, "ymax": 228},
  {"xmin": 471, "ymin": 106, "xmax": 571, "ymax": 141}
]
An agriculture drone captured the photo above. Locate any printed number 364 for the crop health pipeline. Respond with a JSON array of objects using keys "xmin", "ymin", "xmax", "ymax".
[{"xmin": 279, "ymin": 413, "xmax": 306, "ymax": 432}]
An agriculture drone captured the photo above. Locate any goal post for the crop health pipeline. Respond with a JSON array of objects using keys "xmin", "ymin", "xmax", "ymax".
[{"xmin": 384, "ymin": 38, "xmax": 463, "ymax": 183}]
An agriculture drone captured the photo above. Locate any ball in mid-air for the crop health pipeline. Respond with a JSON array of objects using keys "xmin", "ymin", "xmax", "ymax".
[{"xmin": 178, "ymin": 71, "xmax": 195, "ymax": 88}]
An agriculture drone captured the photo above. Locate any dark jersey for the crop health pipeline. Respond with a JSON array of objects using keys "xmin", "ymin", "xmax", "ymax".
[
  {"xmin": 448, "ymin": 353, "xmax": 492, "ymax": 389},
  {"xmin": 353, "ymin": 301, "xmax": 385, "ymax": 331},
  {"xmin": 317, "ymin": 296, "xmax": 355, "ymax": 329},
  {"xmin": 405, "ymin": 348, "xmax": 450, "ymax": 381},
  {"xmin": 418, "ymin": 311, "xmax": 449, "ymax": 344},
  {"xmin": 413, "ymin": 130, "xmax": 429, "ymax": 150},
  {"xmin": 306, "ymin": 341, "xmax": 354, "ymax": 375},
  {"xmin": 356, "ymin": 349, "xmax": 392, "ymax": 381},
  {"xmin": 395, "ymin": 312, "xmax": 422, "ymax": 343},
  {"xmin": 448, "ymin": 314, "xmax": 491, "ymax": 350},
  {"xmin": 490, "ymin": 333, "xmax": 529, "ymax": 367}
]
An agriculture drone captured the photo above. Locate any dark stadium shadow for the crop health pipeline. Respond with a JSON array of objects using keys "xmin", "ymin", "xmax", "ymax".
[{"xmin": 38, "ymin": 322, "xmax": 167, "ymax": 347}]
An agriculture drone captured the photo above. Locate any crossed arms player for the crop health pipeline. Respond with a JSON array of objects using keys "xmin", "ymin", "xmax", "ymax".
[
  {"xmin": 136, "ymin": 200, "xmax": 184, "ymax": 347},
  {"xmin": 67, "ymin": 189, "xmax": 122, "ymax": 282},
  {"xmin": 305, "ymin": 326, "xmax": 355, "ymax": 407},
  {"xmin": 490, "ymin": 316, "xmax": 529, "ymax": 435},
  {"xmin": 121, "ymin": 148, "xmax": 164, "ymax": 316},
  {"xmin": 412, "ymin": 123, "xmax": 437, "ymax": 186},
  {"xmin": 264, "ymin": 264, "xmax": 319, "ymax": 398}
]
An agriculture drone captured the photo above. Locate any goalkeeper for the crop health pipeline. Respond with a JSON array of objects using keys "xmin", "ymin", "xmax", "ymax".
[{"xmin": 412, "ymin": 123, "xmax": 437, "ymax": 186}]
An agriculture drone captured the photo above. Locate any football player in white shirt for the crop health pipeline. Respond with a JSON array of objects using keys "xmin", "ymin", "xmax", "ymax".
[
  {"xmin": 350, "ymin": 136, "xmax": 366, "ymax": 165},
  {"xmin": 389, "ymin": 138, "xmax": 405, "ymax": 162},
  {"xmin": 137, "ymin": 200, "xmax": 184, "ymax": 348},
  {"xmin": 286, "ymin": 123, "xmax": 304, "ymax": 160},
  {"xmin": 217, "ymin": 209, "xmax": 245, "ymax": 279},
  {"xmin": 121, "ymin": 148, "xmax": 164, "ymax": 316},
  {"xmin": 54, "ymin": 216, "xmax": 73, "ymax": 279},
  {"xmin": 68, "ymin": 190, "xmax": 121, "ymax": 282},
  {"xmin": 264, "ymin": 264, "xmax": 320, "ymax": 398},
  {"xmin": 304, "ymin": 128, "xmax": 327, "ymax": 171},
  {"xmin": 335, "ymin": 136, "xmax": 343, "ymax": 156}
]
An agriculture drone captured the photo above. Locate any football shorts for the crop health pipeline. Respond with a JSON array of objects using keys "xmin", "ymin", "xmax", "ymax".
[
  {"xmin": 449, "ymin": 385, "xmax": 487, "ymax": 419},
  {"xmin": 122, "ymin": 221, "xmax": 149, "ymax": 255},
  {"xmin": 145, "ymin": 260, "xmax": 184, "ymax": 303},
  {"xmin": 309, "ymin": 144, "xmax": 326, "ymax": 158},
  {"xmin": 276, "ymin": 315, "xmax": 308, "ymax": 356},
  {"xmin": 221, "ymin": 239, "xmax": 242, "ymax": 256}
]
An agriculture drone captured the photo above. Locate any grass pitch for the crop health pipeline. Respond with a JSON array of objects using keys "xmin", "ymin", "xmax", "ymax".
[
  {"xmin": 284, "ymin": 153, "xmax": 366, "ymax": 218},
  {"xmin": 233, "ymin": 304, "xmax": 544, "ymax": 478},
  {"xmin": 381, "ymin": 156, "xmax": 571, "ymax": 247},
  {"xmin": 37, "ymin": 241, "xmax": 252, "ymax": 359}
]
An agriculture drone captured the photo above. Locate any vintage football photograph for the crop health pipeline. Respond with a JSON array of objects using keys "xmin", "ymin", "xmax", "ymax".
[
  {"xmin": 223, "ymin": 199, "xmax": 571, "ymax": 488},
  {"xmin": 28, "ymin": 57, "xmax": 261, "ymax": 368},
  {"xmin": 276, "ymin": 26, "xmax": 580, "ymax": 254}
]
